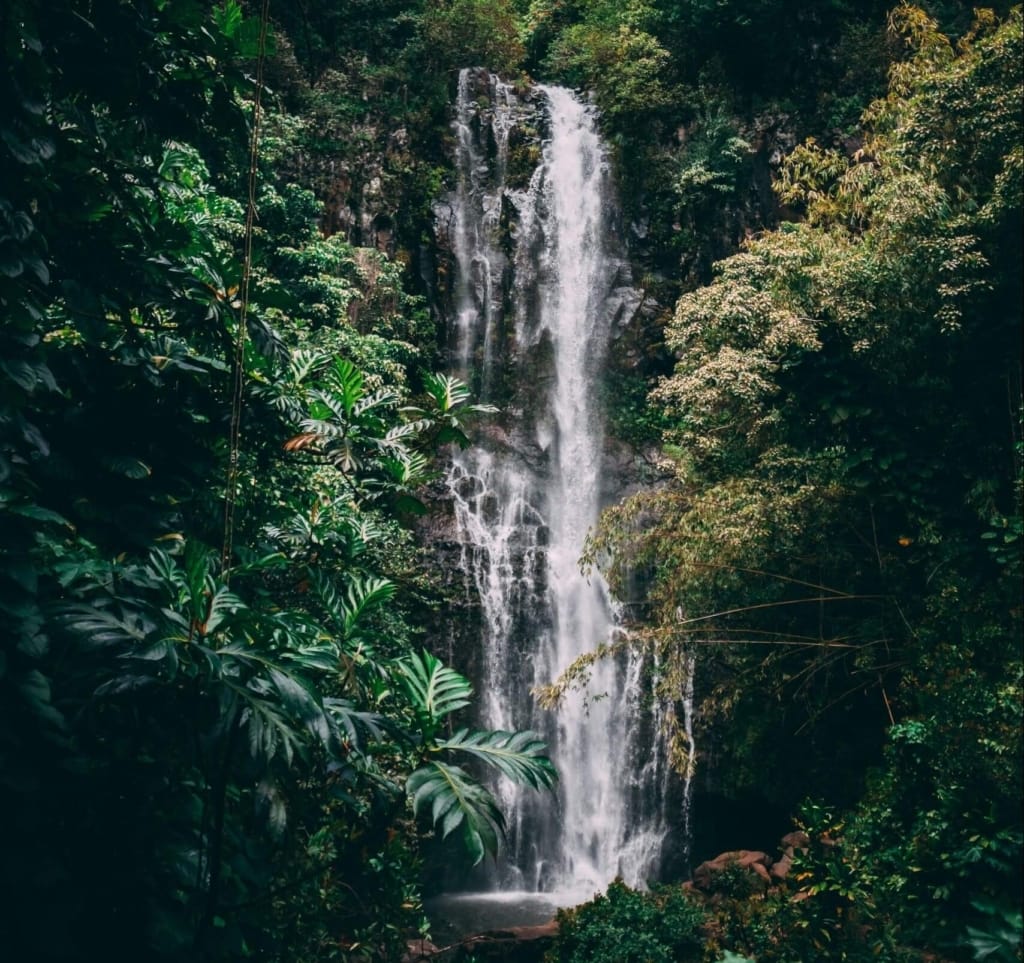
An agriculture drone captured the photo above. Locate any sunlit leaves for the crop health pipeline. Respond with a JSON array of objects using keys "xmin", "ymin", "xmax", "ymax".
[
  {"xmin": 402, "ymin": 371, "xmax": 497, "ymax": 450},
  {"xmin": 286, "ymin": 355, "xmax": 494, "ymax": 514}
]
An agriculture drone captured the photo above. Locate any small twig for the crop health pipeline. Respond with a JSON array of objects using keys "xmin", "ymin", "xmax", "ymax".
[
  {"xmin": 891, "ymin": 598, "xmax": 919, "ymax": 639},
  {"xmin": 687, "ymin": 559, "xmax": 856, "ymax": 597},
  {"xmin": 674, "ymin": 594, "xmax": 885, "ymax": 628},
  {"xmin": 690, "ymin": 637, "xmax": 859, "ymax": 648},
  {"xmin": 870, "ymin": 504, "xmax": 884, "ymax": 574},
  {"xmin": 880, "ymin": 680, "xmax": 896, "ymax": 726}
]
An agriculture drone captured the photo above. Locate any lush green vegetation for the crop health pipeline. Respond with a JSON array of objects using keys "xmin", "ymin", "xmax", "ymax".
[
  {"xmin": 1, "ymin": 2, "xmax": 555, "ymax": 959},
  {"xmin": 587, "ymin": 5, "xmax": 1023, "ymax": 961},
  {"xmin": 547, "ymin": 879, "xmax": 705, "ymax": 963},
  {"xmin": 2, "ymin": 0, "xmax": 1020, "ymax": 961}
]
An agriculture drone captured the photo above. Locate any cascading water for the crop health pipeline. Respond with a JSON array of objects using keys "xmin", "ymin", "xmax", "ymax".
[{"xmin": 439, "ymin": 69, "xmax": 682, "ymax": 902}]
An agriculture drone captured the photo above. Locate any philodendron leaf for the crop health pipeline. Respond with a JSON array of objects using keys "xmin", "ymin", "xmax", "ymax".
[
  {"xmin": 265, "ymin": 665, "xmax": 332, "ymax": 744},
  {"xmin": 396, "ymin": 650, "xmax": 472, "ymax": 735},
  {"xmin": 327, "ymin": 358, "xmax": 364, "ymax": 415},
  {"xmin": 61, "ymin": 603, "xmax": 153, "ymax": 648},
  {"xmin": 422, "ymin": 372, "xmax": 470, "ymax": 413},
  {"xmin": 310, "ymin": 571, "xmax": 396, "ymax": 640},
  {"xmin": 342, "ymin": 576, "xmax": 396, "ymax": 635},
  {"xmin": 437, "ymin": 728, "xmax": 558, "ymax": 790},
  {"xmin": 200, "ymin": 584, "xmax": 245, "ymax": 636},
  {"xmin": 407, "ymin": 761, "xmax": 504, "ymax": 865}
]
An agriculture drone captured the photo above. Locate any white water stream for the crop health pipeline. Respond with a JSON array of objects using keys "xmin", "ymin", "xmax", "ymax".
[{"xmin": 442, "ymin": 70, "xmax": 685, "ymax": 900}]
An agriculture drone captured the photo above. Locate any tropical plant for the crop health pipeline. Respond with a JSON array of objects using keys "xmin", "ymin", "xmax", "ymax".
[
  {"xmin": 0, "ymin": 1, "xmax": 554, "ymax": 956},
  {"xmin": 399, "ymin": 649, "xmax": 557, "ymax": 863},
  {"xmin": 420, "ymin": 0, "xmax": 526, "ymax": 75}
]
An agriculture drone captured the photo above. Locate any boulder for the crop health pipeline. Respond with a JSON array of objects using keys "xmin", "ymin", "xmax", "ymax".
[
  {"xmin": 770, "ymin": 852, "xmax": 793, "ymax": 881},
  {"xmin": 751, "ymin": 861, "xmax": 772, "ymax": 885},
  {"xmin": 403, "ymin": 938, "xmax": 440, "ymax": 961},
  {"xmin": 692, "ymin": 850, "xmax": 772, "ymax": 893},
  {"xmin": 780, "ymin": 830, "xmax": 810, "ymax": 852}
]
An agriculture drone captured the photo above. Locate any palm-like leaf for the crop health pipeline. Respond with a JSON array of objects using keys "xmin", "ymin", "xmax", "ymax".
[
  {"xmin": 437, "ymin": 728, "xmax": 557, "ymax": 790},
  {"xmin": 200, "ymin": 583, "xmax": 245, "ymax": 636},
  {"xmin": 402, "ymin": 372, "xmax": 498, "ymax": 450},
  {"xmin": 307, "ymin": 387, "xmax": 355, "ymax": 429},
  {"xmin": 407, "ymin": 761, "xmax": 504, "ymax": 865},
  {"xmin": 61, "ymin": 604, "xmax": 154, "ymax": 648},
  {"xmin": 237, "ymin": 689, "xmax": 306, "ymax": 767},
  {"xmin": 423, "ymin": 372, "xmax": 468, "ymax": 413},
  {"xmin": 311, "ymin": 570, "xmax": 395, "ymax": 640},
  {"xmin": 324, "ymin": 357, "xmax": 365, "ymax": 416},
  {"xmin": 384, "ymin": 419, "xmax": 433, "ymax": 447},
  {"xmin": 289, "ymin": 348, "xmax": 332, "ymax": 386},
  {"xmin": 396, "ymin": 650, "xmax": 472, "ymax": 739},
  {"xmin": 341, "ymin": 576, "xmax": 396, "ymax": 634},
  {"xmin": 376, "ymin": 450, "xmax": 433, "ymax": 487},
  {"xmin": 353, "ymin": 386, "xmax": 399, "ymax": 419},
  {"xmin": 324, "ymin": 697, "xmax": 388, "ymax": 749},
  {"xmin": 403, "ymin": 375, "xmax": 492, "ymax": 421}
]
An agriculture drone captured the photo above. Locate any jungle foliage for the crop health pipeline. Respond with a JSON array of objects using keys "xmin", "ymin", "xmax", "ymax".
[
  {"xmin": 1, "ymin": 1, "xmax": 555, "ymax": 960},
  {"xmin": 589, "ymin": 6, "xmax": 1023, "ymax": 961}
]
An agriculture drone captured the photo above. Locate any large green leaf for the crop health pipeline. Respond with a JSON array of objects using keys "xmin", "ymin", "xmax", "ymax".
[
  {"xmin": 402, "ymin": 373, "xmax": 498, "ymax": 450},
  {"xmin": 324, "ymin": 697, "xmax": 388, "ymax": 749},
  {"xmin": 341, "ymin": 576, "xmax": 395, "ymax": 635},
  {"xmin": 396, "ymin": 650, "xmax": 472, "ymax": 738},
  {"xmin": 326, "ymin": 357, "xmax": 365, "ymax": 416},
  {"xmin": 437, "ymin": 728, "xmax": 558, "ymax": 790},
  {"xmin": 60, "ymin": 603, "xmax": 154, "ymax": 648},
  {"xmin": 200, "ymin": 583, "xmax": 245, "ymax": 636},
  {"xmin": 407, "ymin": 761, "xmax": 504, "ymax": 865},
  {"xmin": 217, "ymin": 643, "xmax": 336, "ymax": 753},
  {"xmin": 310, "ymin": 570, "xmax": 395, "ymax": 640},
  {"xmin": 237, "ymin": 689, "xmax": 305, "ymax": 767},
  {"xmin": 423, "ymin": 372, "xmax": 468, "ymax": 413}
]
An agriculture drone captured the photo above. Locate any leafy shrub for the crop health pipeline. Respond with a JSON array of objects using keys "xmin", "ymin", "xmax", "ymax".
[
  {"xmin": 543, "ymin": 23, "xmax": 673, "ymax": 133},
  {"xmin": 547, "ymin": 879, "xmax": 705, "ymax": 963}
]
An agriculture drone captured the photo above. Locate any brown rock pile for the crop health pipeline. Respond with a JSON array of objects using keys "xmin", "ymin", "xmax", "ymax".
[{"xmin": 691, "ymin": 831, "xmax": 811, "ymax": 896}]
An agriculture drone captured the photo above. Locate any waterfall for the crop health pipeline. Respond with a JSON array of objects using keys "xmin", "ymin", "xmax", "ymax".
[{"xmin": 441, "ymin": 69, "xmax": 675, "ymax": 900}]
